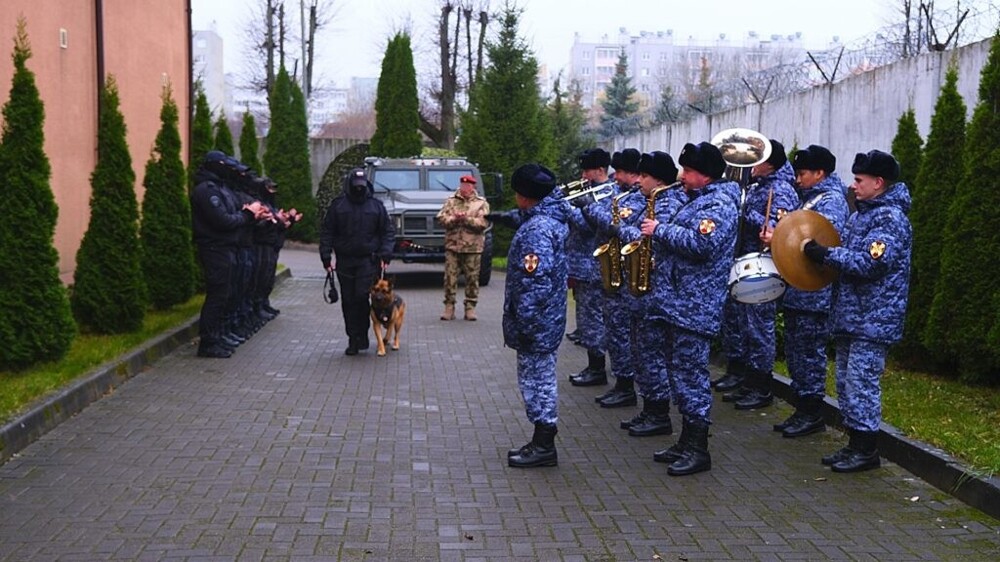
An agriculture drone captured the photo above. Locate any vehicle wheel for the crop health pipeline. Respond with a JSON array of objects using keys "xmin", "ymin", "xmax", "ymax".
[{"xmin": 479, "ymin": 232, "xmax": 493, "ymax": 286}]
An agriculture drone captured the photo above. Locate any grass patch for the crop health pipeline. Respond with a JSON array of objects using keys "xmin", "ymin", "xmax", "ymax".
[
  {"xmin": 775, "ymin": 358, "xmax": 1000, "ymax": 474},
  {"xmin": 0, "ymin": 295, "xmax": 204, "ymax": 423},
  {"xmin": 492, "ymin": 256, "xmax": 506, "ymax": 269}
]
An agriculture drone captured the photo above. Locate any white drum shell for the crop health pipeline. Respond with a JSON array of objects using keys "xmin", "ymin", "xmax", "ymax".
[{"xmin": 727, "ymin": 252, "xmax": 786, "ymax": 304}]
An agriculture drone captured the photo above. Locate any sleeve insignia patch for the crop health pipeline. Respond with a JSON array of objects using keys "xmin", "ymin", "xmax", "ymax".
[
  {"xmin": 777, "ymin": 209, "xmax": 787, "ymax": 221},
  {"xmin": 620, "ymin": 208, "xmax": 634, "ymax": 219},
  {"xmin": 523, "ymin": 253, "xmax": 540, "ymax": 274},
  {"xmin": 698, "ymin": 219, "xmax": 716, "ymax": 235},
  {"xmin": 869, "ymin": 241, "xmax": 886, "ymax": 260}
]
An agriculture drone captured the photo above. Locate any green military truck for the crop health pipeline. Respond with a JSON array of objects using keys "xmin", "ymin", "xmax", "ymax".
[{"xmin": 362, "ymin": 156, "xmax": 501, "ymax": 286}]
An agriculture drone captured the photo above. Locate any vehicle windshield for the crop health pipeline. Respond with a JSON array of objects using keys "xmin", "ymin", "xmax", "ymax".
[
  {"xmin": 428, "ymin": 169, "xmax": 477, "ymax": 192},
  {"xmin": 370, "ymin": 170, "xmax": 420, "ymax": 191}
]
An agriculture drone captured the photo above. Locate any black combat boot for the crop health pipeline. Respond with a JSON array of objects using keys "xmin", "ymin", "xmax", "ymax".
[
  {"xmin": 822, "ymin": 429, "xmax": 858, "ymax": 466},
  {"xmin": 712, "ymin": 359, "xmax": 746, "ymax": 392},
  {"xmin": 628, "ymin": 399, "xmax": 673, "ymax": 437},
  {"xmin": 598, "ymin": 377, "xmax": 637, "ymax": 408},
  {"xmin": 734, "ymin": 369, "xmax": 774, "ymax": 410},
  {"xmin": 782, "ymin": 395, "xmax": 826, "ymax": 438},
  {"xmin": 619, "ymin": 409, "xmax": 647, "ymax": 430},
  {"xmin": 508, "ymin": 423, "xmax": 558, "ymax": 468},
  {"xmin": 653, "ymin": 418, "xmax": 689, "ymax": 464},
  {"xmin": 667, "ymin": 419, "xmax": 712, "ymax": 476},
  {"xmin": 569, "ymin": 351, "xmax": 608, "ymax": 387},
  {"xmin": 566, "ymin": 329, "xmax": 581, "ymax": 343},
  {"xmin": 831, "ymin": 429, "xmax": 880, "ymax": 473},
  {"xmin": 197, "ymin": 332, "xmax": 234, "ymax": 358}
]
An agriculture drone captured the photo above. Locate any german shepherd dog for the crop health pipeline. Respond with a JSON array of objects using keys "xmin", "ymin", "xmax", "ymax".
[{"xmin": 370, "ymin": 277, "xmax": 406, "ymax": 356}]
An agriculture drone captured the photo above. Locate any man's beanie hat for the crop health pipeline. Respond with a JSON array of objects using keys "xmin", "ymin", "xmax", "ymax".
[
  {"xmin": 348, "ymin": 168, "xmax": 369, "ymax": 187},
  {"xmin": 678, "ymin": 142, "xmax": 726, "ymax": 179},
  {"xmin": 792, "ymin": 145, "xmax": 837, "ymax": 175},
  {"xmin": 765, "ymin": 139, "xmax": 787, "ymax": 169},
  {"xmin": 612, "ymin": 148, "xmax": 642, "ymax": 173},
  {"xmin": 851, "ymin": 149, "xmax": 900, "ymax": 183},
  {"xmin": 511, "ymin": 163, "xmax": 557, "ymax": 200},
  {"xmin": 579, "ymin": 148, "xmax": 611, "ymax": 170},
  {"xmin": 637, "ymin": 151, "xmax": 679, "ymax": 184}
]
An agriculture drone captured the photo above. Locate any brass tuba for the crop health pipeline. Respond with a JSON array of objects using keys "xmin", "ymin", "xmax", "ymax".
[
  {"xmin": 620, "ymin": 183, "xmax": 677, "ymax": 296},
  {"xmin": 593, "ymin": 188, "xmax": 636, "ymax": 291},
  {"xmin": 710, "ymin": 128, "xmax": 772, "ymax": 187}
]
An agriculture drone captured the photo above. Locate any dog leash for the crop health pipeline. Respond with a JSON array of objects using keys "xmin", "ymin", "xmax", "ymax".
[{"xmin": 323, "ymin": 271, "xmax": 339, "ymax": 304}]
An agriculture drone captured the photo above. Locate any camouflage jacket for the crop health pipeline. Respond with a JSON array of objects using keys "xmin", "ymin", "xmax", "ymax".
[
  {"xmin": 437, "ymin": 193, "xmax": 490, "ymax": 253},
  {"xmin": 739, "ymin": 161, "xmax": 798, "ymax": 255}
]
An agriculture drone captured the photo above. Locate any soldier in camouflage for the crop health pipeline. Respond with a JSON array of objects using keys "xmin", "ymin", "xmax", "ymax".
[
  {"xmin": 718, "ymin": 140, "xmax": 800, "ymax": 411},
  {"xmin": 503, "ymin": 164, "xmax": 570, "ymax": 469},
  {"xmin": 802, "ymin": 149, "xmax": 911, "ymax": 473},
  {"xmin": 641, "ymin": 142, "xmax": 739, "ymax": 477},
  {"xmin": 763, "ymin": 145, "xmax": 849, "ymax": 438},
  {"xmin": 437, "ymin": 175, "xmax": 491, "ymax": 321}
]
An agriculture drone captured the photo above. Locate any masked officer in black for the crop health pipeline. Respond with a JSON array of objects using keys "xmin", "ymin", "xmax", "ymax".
[
  {"xmin": 319, "ymin": 168, "xmax": 395, "ymax": 355},
  {"xmin": 191, "ymin": 151, "xmax": 269, "ymax": 358}
]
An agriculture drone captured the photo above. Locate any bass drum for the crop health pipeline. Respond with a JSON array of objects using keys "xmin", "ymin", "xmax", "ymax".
[{"xmin": 727, "ymin": 252, "xmax": 786, "ymax": 304}]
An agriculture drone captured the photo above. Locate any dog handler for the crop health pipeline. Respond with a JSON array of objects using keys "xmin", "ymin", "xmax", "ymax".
[{"xmin": 319, "ymin": 168, "xmax": 395, "ymax": 356}]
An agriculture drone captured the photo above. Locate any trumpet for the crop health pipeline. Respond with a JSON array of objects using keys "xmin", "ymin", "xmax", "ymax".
[
  {"xmin": 563, "ymin": 181, "xmax": 616, "ymax": 204},
  {"xmin": 557, "ymin": 179, "xmax": 591, "ymax": 197}
]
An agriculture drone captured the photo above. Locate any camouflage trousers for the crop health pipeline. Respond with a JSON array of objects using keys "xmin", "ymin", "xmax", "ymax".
[
  {"xmin": 785, "ymin": 309, "xmax": 831, "ymax": 400},
  {"xmin": 443, "ymin": 251, "xmax": 481, "ymax": 308},
  {"xmin": 517, "ymin": 351, "xmax": 558, "ymax": 425},
  {"xmin": 572, "ymin": 280, "xmax": 606, "ymax": 354},
  {"xmin": 834, "ymin": 337, "xmax": 888, "ymax": 433},
  {"xmin": 664, "ymin": 323, "xmax": 713, "ymax": 424},
  {"xmin": 721, "ymin": 296, "xmax": 777, "ymax": 374},
  {"xmin": 605, "ymin": 290, "xmax": 637, "ymax": 382},
  {"xmin": 634, "ymin": 316, "xmax": 673, "ymax": 402}
]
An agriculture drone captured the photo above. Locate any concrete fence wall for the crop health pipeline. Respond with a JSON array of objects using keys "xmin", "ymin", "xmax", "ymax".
[{"xmin": 614, "ymin": 37, "xmax": 992, "ymax": 180}]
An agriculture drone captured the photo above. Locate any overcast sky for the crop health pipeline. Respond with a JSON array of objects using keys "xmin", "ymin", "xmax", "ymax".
[{"xmin": 192, "ymin": 0, "xmax": 893, "ymax": 88}]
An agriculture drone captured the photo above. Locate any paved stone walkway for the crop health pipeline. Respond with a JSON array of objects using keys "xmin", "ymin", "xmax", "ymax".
[{"xmin": 1, "ymin": 250, "xmax": 999, "ymax": 561}]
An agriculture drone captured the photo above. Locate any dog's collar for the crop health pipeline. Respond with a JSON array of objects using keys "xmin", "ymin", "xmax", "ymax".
[{"xmin": 372, "ymin": 295, "xmax": 401, "ymax": 325}]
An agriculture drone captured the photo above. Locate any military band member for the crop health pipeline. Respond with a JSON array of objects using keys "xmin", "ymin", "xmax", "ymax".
[
  {"xmin": 718, "ymin": 140, "xmax": 799, "ymax": 410},
  {"xmin": 504, "ymin": 164, "xmax": 571, "ymax": 469},
  {"xmin": 802, "ymin": 150, "xmax": 911, "ymax": 473},
  {"xmin": 641, "ymin": 142, "xmax": 739, "ymax": 476},
  {"xmin": 762, "ymin": 145, "xmax": 849, "ymax": 438},
  {"xmin": 566, "ymin": 149, "xmax": 612, "ymax": 388},
  {"xmin": 614, "ymin": 151, "xmax": 685, "ymax": 437}
]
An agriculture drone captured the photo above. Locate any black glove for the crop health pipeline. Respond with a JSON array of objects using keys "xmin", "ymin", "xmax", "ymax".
[
  {"xmin": 569, "ymin": 192, "xmax": 595, "ymax": 208},
  {"xmin": 803, "ymin": 240, "xmax": 829, "ymax": 264},
  {"xmin": 486, "ymin": 210, "xmax": 520, "ymax": 229}
]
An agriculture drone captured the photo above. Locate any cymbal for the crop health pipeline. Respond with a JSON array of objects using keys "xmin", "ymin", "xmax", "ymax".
[{"xmin": 771, "ymin": 210, "xmax": 841, "ymax": 291}]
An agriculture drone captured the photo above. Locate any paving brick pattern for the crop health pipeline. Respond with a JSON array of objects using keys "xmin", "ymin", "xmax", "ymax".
[{"xmin": 1, "ymin": 250, "xmax": 999, "ymax": 561}]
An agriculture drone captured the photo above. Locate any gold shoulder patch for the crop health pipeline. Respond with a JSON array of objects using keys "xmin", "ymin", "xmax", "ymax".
[
  {"xmin": 869, "ymin": 241, "xmax": 886, "ymax": 260},
  {"xmin": 523, "ymin": 253, "xmax": 540, "ymax": 274},
  {"xmin": 698, "ymin": 219, "xmax": 716, "ymax": 235},
  {"xmin": 777, "ymin": 209, "xmax": 788, "ymax": 221},
  {"xmin": 620, "ymin": 207, "xmax": 634, "ymax": 219}
]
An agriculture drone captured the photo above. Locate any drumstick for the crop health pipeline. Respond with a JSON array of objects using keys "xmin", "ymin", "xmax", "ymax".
[{"xmin": 762, "ymin": 185, "xmax": 775, "ymax": 236}]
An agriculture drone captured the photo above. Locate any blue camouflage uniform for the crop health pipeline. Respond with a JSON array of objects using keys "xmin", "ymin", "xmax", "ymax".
[
  {"xmin": 565, "ymin": 185, "xmax": 612, "ymax": 355},
  {"xmin": 721, "ymin": 161, "xmax": 799, "ymax": 376},
  {"xmin": 783, "ymin": 173, "xmax": 849, "ymax": 400},
  {"xmin": 617, "ymin": 185, "xmax": 687, "ymax": 402},
  {"xmin": 648, "ymin": 180, "xmax": 739, "ymax": 422},
  {"xmin": 503, "ymin": 193, "xmax": 571, "ymax": 426},
  {"xmin": 823, "ymin": 181, "xmax": 911, "ymax": 433}
]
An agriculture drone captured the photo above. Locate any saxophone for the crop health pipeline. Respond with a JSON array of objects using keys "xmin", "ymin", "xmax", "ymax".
[
  {"xmin": 621, "ymin": 183, "xmax": 678, "ymax": 296},
  {"xmin": 593, "ymin": 188, "xmax": 635, "ymax": 291}
]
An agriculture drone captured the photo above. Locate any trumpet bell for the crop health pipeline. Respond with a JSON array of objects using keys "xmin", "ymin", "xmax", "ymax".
[
  {"xmin": 771, "ymin": 210, "xmax": 841, "ymax": 291},
  {"xmin": 711, "ymin": 128, "xmax": 772, "ymax": 168}
]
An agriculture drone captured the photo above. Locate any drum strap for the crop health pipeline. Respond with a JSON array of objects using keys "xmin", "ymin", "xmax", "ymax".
[{"xmin": 802, "ymin": 193, "xmax": 826, "ymax": 211}]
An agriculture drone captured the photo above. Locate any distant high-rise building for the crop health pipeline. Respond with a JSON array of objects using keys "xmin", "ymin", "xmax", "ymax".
[{"xmin": 192, "ymin": 29, "xmax": 226, "ymax": 113}]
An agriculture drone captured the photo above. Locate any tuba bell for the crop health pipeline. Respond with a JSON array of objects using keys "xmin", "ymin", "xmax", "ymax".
[{"xmin": 710, "ymin": 128, "xmax": 772, "ymax": 187}]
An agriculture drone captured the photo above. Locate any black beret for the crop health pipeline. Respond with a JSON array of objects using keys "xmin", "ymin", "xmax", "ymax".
[
  {"xmin": 612, "ymin": 148, "xmax": 641, "ymax": 173},
  {"xmin": 637, "ymin": 151, "xmax": 678, "ymax": 184},
  {"xmin": 792, "ymin": 145, "xmax": 837, "ymax": 175},
  {"xmin": 678, "ymin": 141, "xmax": 726, "ymax": 179},
  {"xmin": 765, "ymin": 139, "xmax": 787, "ymax": 169},
  {"xmin": 204, "ymin": 150, "xmax": 228, "ymax": 164},
  {"xmin": 852, "ymin": 149, "xmax": 900, "ymax": 183},
  {"xmin": 579, "ymin": 148, "xmax": 611, "ymax": 170},
  {"xmin": 512, "ymin": 163, "xmax": 557, "ymax": 200}
]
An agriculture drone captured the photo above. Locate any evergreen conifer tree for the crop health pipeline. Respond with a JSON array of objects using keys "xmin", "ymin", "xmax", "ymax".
[
  {"xmin": 140, "ymin": 84, "xmax": 197, "ymax": 310},
  {"xmin": 548, "ymin": 77, "xmax": 594, "ymax": 182},
  {"xmin": 189, "ymin": 83, "xmax": 213, "ymax": 190},
  {"xmin": 926, "ymin": 34, "xmax": 1000, "ymax": 382},
  {"xmin": 370, "ymin": 33, "xmax": 422, "ymax": 157},
  {"xmin": 213, "ymin": 109, "xmax": 234, "ymax": 155},
  {"xmin": 239, "ymin": 110, "xmax": 261, "ymax": 173},
  {"xmin": 0, "ymin": 18, "xmax": 76, "ymax": 369},
  {"xmin": 904, "ymin": 66, "xmax": 966, "ymax": 365},
  {"xmin": 599, "ymin": 50, "xmax": 640, "ymax": 139},
  {"xmin": 891, "ymin": 108, "xmax": 923, "ymax": 192},
  {"xmin": 71, "ymin": 76, "xmax": 147, "ymax": 333},
  {"xmin": 263, "ymin": 67, "xmax": 316, "ymax": 241}
]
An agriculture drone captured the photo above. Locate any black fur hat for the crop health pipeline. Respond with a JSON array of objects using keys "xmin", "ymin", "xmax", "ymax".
[
  {"xmin": 637, "ymin": 151, "xmax": 678, "ymax": 183},
  {"xmin": 765, "ymin": 139, "xmax": 787, "ymax": 169},
  {"xmin": 792, "ymin": 145, "xmax": 837, "ymax": 175},
  {"xmin": 579, "ymin": 148, "xmax": 611, "ymax": 170},
  {"xmin": 612, "ymin": 148, "xmax": 641, "ymax": 173},
  {"xmin": 678, "ymin": 142, "xmax": 726, "ymax": 179},
  {"xmin": 511, "ymin": 163, "xmax": 557, "ymax": 200},
  {"xmin": 852, "ymin": 149, "xmax": 900, "ymax": 183}
]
